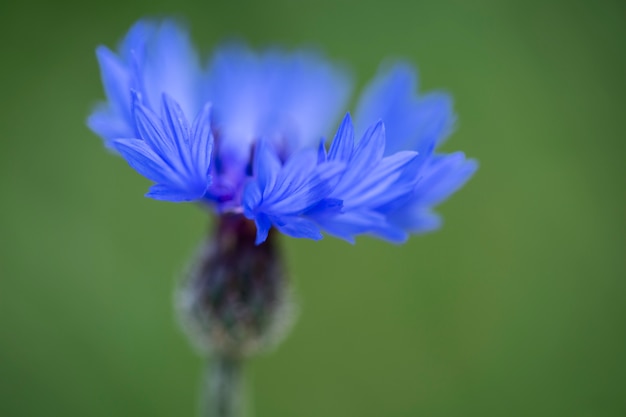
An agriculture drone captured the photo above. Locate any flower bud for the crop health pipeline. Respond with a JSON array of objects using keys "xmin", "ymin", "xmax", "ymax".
[{"xmin": 177, "ymin": 214, "xmax": 295, "ymax": 357}]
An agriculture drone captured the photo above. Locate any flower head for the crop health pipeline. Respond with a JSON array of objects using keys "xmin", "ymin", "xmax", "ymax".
[{"xmin": 89, "ymin": 19, "xmax": 476, "ymax": 244}]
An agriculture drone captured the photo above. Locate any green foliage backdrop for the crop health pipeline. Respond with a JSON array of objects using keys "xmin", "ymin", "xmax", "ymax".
[{"xmin": 1, "ymin": 0, "xmax": 624, "ymax": 416}]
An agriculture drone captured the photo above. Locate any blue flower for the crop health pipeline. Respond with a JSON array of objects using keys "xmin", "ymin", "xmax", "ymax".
[{"xmin": 89, "ymin": 19, "xmax": 476, "ymax": 244}]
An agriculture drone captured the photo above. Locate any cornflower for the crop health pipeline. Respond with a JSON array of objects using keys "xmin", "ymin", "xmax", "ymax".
[{"xmin": 89, "ymin": 19, "xmax": 477, "ymax": 417}]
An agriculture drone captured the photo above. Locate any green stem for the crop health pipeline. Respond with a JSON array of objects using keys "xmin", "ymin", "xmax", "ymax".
[{"xmin": 204, "ymin": 355, "xmax": 244, "ymax": 417}]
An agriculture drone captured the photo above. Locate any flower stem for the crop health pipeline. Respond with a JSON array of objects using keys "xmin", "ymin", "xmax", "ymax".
[{"xmin": 205, "ymin": 355, "xmax": 244, "ymax": 417}]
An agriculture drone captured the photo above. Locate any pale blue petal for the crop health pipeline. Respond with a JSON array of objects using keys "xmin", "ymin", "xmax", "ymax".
[
  {"xmin": 141, "ymin": 20, "xmax": 203, "ymax": 119},
  {"xmin": 315, "ymin": 210, "xmax": 388, "ymax": 244},
  {"xmin": 95, "ymin": 46, "xmax": 132, "ymax": 119},
  {"xmin": 207, "ymin": 45, "xmax": 352, "ymax": 160},
  {"xmin": 88, "ymin": 19, "xmax": 204, "ymax": 148},
  {"xmin": 388, "ymin": 208, "xmax": 443, "ymax": 234},
  {"xmin": 414, "ymin": 153, "xmax": 478, "ymax": 207},
  {"xmin": 87, "ymin": 107, "xmax": 131, "ymax": 150},
  {"xmin": 355, "ymin": 63, "xmax": 455, "ymax": 156}
]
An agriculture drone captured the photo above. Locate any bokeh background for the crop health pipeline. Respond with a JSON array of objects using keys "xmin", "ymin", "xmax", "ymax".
[{"xmin": 1, "ymin": 0, "xmax": 624, "ymax": 416}]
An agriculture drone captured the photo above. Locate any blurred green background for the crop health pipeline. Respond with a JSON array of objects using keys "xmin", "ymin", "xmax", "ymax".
[{"xmin": 1, "ymin": 0, "xmax": 624, "ymax": 416}]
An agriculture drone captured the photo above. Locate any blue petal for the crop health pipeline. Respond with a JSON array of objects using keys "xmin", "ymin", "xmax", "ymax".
[
  {"xmin": 88, "ymin": 19, "xmax": 204, "ymax": 147},
  {"xmin": 88, "ymin": 21, "xmax": 155, "ymax": 146},
  {"xmin": 387, "ymin": 207, "xmax": 443, "ymax": 235},
  {"xmin": 305, "ymin": 198, "xmax": 343, "ymax": 216},
  {"xmin": 271, "ymin": 51, "xmax": 352, "ymax": 151},
  {"xmin": 381, "ymin": 154, "xmax": 477, "ymax": 234},
  {"xmin": 251, "ymin": 147, "xmax": 331, "ymax": 215},
  {"xmin": 190, "ymin": 103, "xmax": 214, "ymax": 181},
  {"xmin": 275, "ymin": 216, "xmax": 323, "ymax": 240},
  {"xmin": 112, "ymin": 139, "xmax": 176, "ymax": 186},
  {"xmin": 313, "ymin": 210, "xmax": 388, "ymax": 244},
  {"xmin": 254, "ymin": 214, "xmax": 272, "ymax": 245},
  {"xmin": 133, "ymin": 94, "xmax": 177, "ymax": 163},
  {"xmin": 414, "ymin": 153, "xmax": 478, "ymax": 206},
  {"xmin": 332, "ymin": 120, "xmax": 386, "ymax": 194},
  {"xmin": 161, "ymin": 94, "xmax": 193, "ymax": 170},
  {"xmin": 207, "ymin": 45, "xmax": 352, "ymax": 160},
  {"xmin": 367, "ymin": 224, "xmax": 409, "ymax": 244},
  {"xmin": 271, "ymin": 160, "xmax": 345, "ymax": 214},
  {"xmin": 253, "ymin": 141, "xmax": 282, "ymax": 196},
  {"xmin": 95, "ymin": 46, "xmax": 133, "ymax": 119},
  {"xmin": 352, "ymin": 120, "xmax": 385, "ymax": 165},
  {"xmin": 313, "ymin": 116, "xmax": 424, "ymax": 242},
  {"xmin": 343, "ymin": 151, "xmax": 418, "ymax": 209},
  {"xmin": 327, "ymin": 113, "xmax": 354, "ymax": 162},
  {"xmin": 317, "ymin": 138, "xmax": 327, "ymax": 163},
  {"xmin": 118, "ymin": 19, "xmax": 157, "ymax": 64},
  {"xmin": 145, "ymin": 184, "xmax": 199, "ymax": 202},
  {"xmin": 265, "ymin": 148, "xmax": 318, "ymax": 210},
  {"xmin": 114, "ymin": 96, "xmax": 214, "ymax": 203},
  {"xmin": 243, "ymin": 144, "xmax": 347, "ymax": 243},
  {"xmin": 87, "ymin": 106, "xmax": 132, "ymax": 151},
  {"xmin": 327, "ymin": 118, "xmax": 418, "ymax": 209},
  {"xmin": 354, "ymin": 63, "xmax": 455, "ymax": 156},
  {"xmin": 242, "ymin": 181, "xmax": 263, "ymax": 217},
  {"xmin": 140, "ymin": 19, "xmax": 203, "ymax": 119}
]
